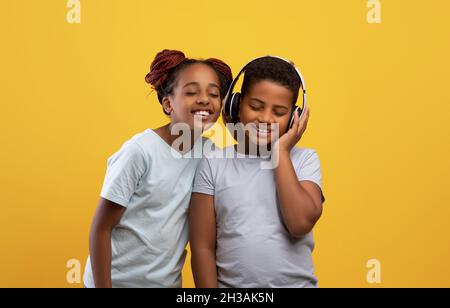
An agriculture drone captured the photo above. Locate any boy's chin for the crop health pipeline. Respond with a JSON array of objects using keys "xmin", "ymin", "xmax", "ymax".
[{"xmin": 248, "ymin": 135, "xmax": 273, "ymax": 148}]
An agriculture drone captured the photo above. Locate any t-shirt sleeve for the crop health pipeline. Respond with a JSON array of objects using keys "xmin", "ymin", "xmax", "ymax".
[
  {"xmin": 295, "ymin": 149, "xmax": 325, "ymax": 203},
  {"xmin": 192, "ymin": 157, "xmax": 215, "ymax": 196},
  {"xmin": 100, "ymin": 142, "xmax": 148, "ymax": 207}
]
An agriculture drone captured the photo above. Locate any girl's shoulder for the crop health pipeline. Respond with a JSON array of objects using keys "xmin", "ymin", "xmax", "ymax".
[
  {"xmin": 113, "ymin": 129, "xmax": 168, "ymax": 162},
  {"xmin": 126, "ymin": 128, "xmax": 169, "ymax": 151}
]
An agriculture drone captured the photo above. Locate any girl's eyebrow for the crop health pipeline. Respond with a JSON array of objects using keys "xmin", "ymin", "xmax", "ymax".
[{"xmin": 182, "ymin": 82, "xmax": 220, "ymax": 89}]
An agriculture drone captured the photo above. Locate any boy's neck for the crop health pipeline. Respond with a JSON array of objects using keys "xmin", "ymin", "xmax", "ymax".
[{"xmin": 234, "ymin": 138, "xmax": 273, "ymax": 157}]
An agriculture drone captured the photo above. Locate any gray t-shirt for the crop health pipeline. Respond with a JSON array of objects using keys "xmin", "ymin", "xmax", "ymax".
[{"xmin": 192, "ymin": 146, "xmax": 324, "ymax": 288}]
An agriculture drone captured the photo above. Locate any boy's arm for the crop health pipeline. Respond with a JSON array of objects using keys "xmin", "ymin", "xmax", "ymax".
[
  {"xmin": 274, "ymin": 152, "xmax": 323, "ymax": 238},
  {"xmin": 273, "ymin": 107, "xmax": 323, "ymax": 238},
  {"xmin": 89, "ymin": 198, "xmax": 126, "ymax": 288},
  {"xmin": 189, "ymin": 192, "xmax": 218, "ymax": 288}
]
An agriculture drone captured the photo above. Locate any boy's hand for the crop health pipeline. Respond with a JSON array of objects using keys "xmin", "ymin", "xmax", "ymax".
[{"xmin": 273, "ymin": 107, "xmax": 310, "ymax": 155}]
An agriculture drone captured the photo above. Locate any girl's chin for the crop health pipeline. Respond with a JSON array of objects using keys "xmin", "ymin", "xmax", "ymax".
[
  {"xmin": 190, "ymin": 122, "xmax": 215, "ymax": 133},
  {"xmin": 192, "ymin": 115, "xmax": 218, "ymax": 129}
]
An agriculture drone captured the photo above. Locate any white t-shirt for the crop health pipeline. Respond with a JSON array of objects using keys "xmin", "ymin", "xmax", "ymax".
[
  {"xmin": 84, "ymin": 129, "xmax": 203, "ymax": 288},
  {"xmin": 192, "ymin": 146, "xmax": 324, "ymax": 288}
]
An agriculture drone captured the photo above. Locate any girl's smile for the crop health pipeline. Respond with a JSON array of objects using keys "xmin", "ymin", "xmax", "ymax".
[{"xmin": 192, "ymin": 108, "xmax": 214, "ymax": 122}]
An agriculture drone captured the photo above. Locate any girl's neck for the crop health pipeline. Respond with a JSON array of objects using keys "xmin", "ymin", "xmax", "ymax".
[{"xmin": 155, "ymin": 123, "xmax": 200, "ymax": 153}]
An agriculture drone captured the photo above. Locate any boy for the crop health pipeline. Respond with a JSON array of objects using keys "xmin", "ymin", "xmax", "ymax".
[{"xmin": 189, "ymin": 56, "xmax": 324, "ymax": 288}]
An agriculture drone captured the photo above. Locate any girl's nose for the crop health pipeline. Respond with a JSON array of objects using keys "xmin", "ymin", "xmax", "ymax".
[{"xmin": 197, "ymin": 94, "xmax": 209, "ymax": 105}]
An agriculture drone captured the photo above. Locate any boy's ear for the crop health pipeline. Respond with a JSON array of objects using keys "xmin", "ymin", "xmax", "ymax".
[
  {"xmin": 161, "ymin": 97, "xmax": 173, "ymax": 115},
  {"xmin": 237, "ymin": 101, "xmax": 242, "ymax": 120}
]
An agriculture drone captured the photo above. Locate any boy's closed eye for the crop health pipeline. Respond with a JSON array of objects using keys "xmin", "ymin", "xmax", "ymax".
[
  {"xmin": 249, "ymin": 104, "xmax": 263, "ymax": 111},
  {"xmin": 273, "ymin": 107, "xmax": 289, "ymax": 117},
  {"xmin": 249, "ymin": 102, "xmax": 289, "ymax": 117}
]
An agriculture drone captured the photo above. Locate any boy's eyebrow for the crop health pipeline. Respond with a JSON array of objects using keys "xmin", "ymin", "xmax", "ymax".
[
  {"xmin": 273, "ymin": 105, "xmax": 289, "ymax": 110},
  {"xmin": 250, "ymin": 98, "xmax": 289, "ymax": 110},
  {"xmin": 182, "ymin": 82, "xmax": 220, "ymax": 89},
  {"xmin": 250, "ymin": 98, "xmax": 266, "ymax": 105}
]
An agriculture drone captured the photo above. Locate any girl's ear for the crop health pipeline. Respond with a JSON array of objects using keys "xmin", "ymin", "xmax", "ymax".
[{"xmin": 161, "ymin": 97, "xmax": 173, "ymax": 115}]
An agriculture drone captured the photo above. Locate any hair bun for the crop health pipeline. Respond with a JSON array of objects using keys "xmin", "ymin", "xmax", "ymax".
[
  {"xmin": 145, "ymin": 49, "xmax": 186, "ymax": 90},
  {"xmin": 205, "ymin": 58, "xmax": 233, "ymax": 85}
]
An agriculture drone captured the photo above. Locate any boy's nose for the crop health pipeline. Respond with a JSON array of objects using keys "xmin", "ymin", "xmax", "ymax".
[{"xmin": 258, "ymin": 110, "xmax": 275, "ymax": 124}]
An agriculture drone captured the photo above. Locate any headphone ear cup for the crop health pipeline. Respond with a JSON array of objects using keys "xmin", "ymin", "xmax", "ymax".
[
  {"xmin": 224, "ymin": 92, "xmax": 240, "ymax": 121},
  {"xmin": 223, "ymin": 94, "xmax": 232, "ymax": 118},
  {"xmin": 229, "ymin": 92, "xmax": 241, "ymax": 121},
  {"xmin": 288, "ymin": 106, "xmax": 302, "ymax": 129}
]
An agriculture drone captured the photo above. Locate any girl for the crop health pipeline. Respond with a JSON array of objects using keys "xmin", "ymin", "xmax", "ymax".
[
  {"xmin": 83, "ymin": 49, "xmax": 232, "ymax": 288},
  {"xmin": 189, "ymin": 56, "xmax": 324, "ymax": 288}
]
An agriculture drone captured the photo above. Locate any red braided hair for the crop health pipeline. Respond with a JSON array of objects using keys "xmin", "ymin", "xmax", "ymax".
[
  {"xmin": 204, "ymin": 58, "xmax": 233, "ymax": 88},
  {"xmin": 145, "ymin": 49, "xmax": 186, "ymax": 91}
]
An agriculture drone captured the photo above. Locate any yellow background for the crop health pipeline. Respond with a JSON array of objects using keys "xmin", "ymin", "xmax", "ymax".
[{"xmin": 1, "ymin": 0, "xmax": 449, "ymax": 288}]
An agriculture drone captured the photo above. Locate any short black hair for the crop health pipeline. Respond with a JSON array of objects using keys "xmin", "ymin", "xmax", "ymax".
[{"xmin": 241, "ymin": 57, "xmax": 301, "ymax": 105}]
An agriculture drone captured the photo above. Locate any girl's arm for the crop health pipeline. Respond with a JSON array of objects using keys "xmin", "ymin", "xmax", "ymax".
[
  {"xmin": 273, "ymin": 107, "xmax": 323, "ymax": 238},
  {"xmin": 189, "ymin": 192, "xmax": 218, "ymax": 288},
  {"xmin": 89, "ymin": 198, "xmax": 126, "ymax": 288}
]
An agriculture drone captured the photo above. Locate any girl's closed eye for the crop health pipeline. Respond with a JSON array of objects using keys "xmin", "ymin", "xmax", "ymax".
[
  {"xmin": 184, "ymin": 88, "xmax": 219, "ymax": 98},
  {"xmin": 207, "ymin": 85, "xmax": 220, "ymax": 99},
  {"xmin": 185, "ymin": 89, "xmax": 198, "ymax": 96},
  {"xmin": 209, "ymin": 92, "xmax": 220, "ymax": 98}
]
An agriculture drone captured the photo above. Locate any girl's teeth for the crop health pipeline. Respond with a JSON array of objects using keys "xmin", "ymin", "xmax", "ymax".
[{"xmin": 194, "ymin": 111, "xmax": 210, "ymax": 117}]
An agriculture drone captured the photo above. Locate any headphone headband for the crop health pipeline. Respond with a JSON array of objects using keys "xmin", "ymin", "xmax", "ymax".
[{"xmin": 224, "ymin": 55, "xmax": 307, "ymax": 105}]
